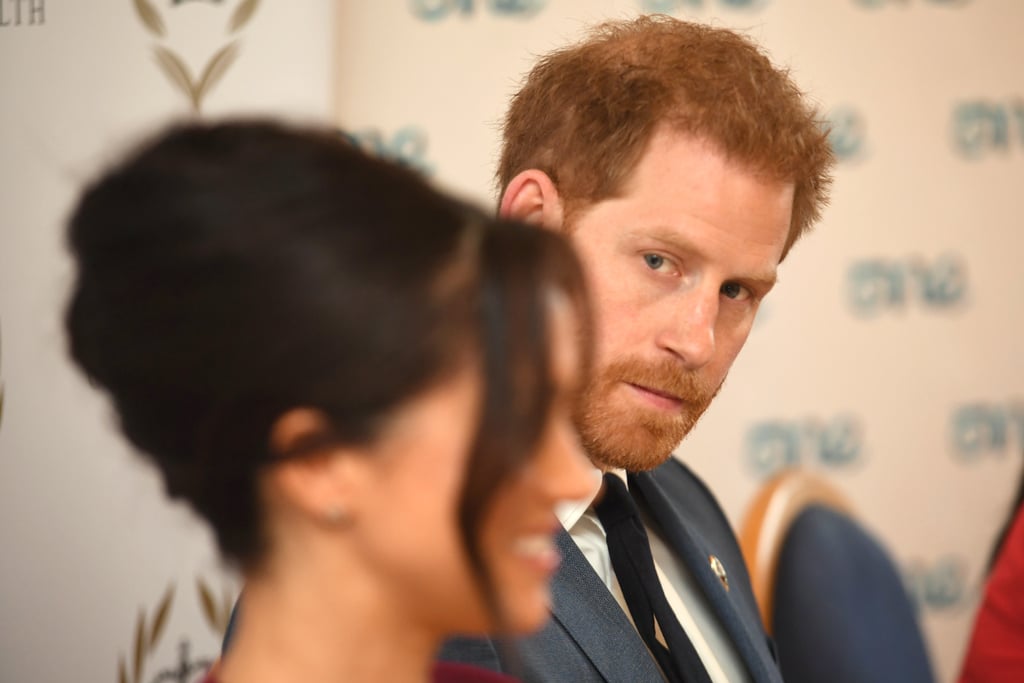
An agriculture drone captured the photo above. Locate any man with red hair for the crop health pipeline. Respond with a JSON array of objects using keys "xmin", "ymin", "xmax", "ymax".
[{"xmin": 441, "ymin": 15, "xmax": 834, "ymax": 683}]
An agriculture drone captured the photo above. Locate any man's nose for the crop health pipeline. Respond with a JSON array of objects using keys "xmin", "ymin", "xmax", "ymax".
[{"xmin": 657, "ymin": 287, "xmax": 717, "ymax": 370}]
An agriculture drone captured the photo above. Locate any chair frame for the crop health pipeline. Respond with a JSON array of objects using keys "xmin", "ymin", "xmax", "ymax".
[{"xmin": 738, "ymin": 468, "xmax": 853, "ymax": 634}]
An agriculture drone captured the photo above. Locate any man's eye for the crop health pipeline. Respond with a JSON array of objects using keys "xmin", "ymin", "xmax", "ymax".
[
  {"xmin": 721, "ymin": 282, "xmax": 749, "ymax": 300},
  {"xmin": 643, "ymin": 253, "xmax": 665, "ymax": 270}
]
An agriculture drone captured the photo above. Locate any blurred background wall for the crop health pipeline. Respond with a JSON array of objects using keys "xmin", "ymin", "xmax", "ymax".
[
  {"xmin": 0, "ymin": 2, "xmax": 333, "ymax": 682},
  {"xmin": 2, "ymin": 2, "xmax": 1022, "ymax": 682}
]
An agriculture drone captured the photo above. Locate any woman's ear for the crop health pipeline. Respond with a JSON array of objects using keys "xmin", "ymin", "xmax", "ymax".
[
  {"xmin": 499, "ymin": 170, "xmax": 564, "ymax": 230},
  {"xmin": 266, "ymin": 408, "xmax": 362, "ymax": 527},
  {"xmin": 268, "ymin": 407, "xmax": 334, "ymax": 458}
]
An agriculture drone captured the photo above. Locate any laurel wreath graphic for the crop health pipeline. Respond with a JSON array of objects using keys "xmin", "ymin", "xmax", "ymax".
[
  {"xmin": 196, "ymin": 576, "xmax": 236, "ymax": 635},
  {"xmin": 131, "ymin": 0, "xmax": 261, "ymax": 113},
  {"xmin": 117, "ymin": 578, "xmax": 235, "ymax": 683}
]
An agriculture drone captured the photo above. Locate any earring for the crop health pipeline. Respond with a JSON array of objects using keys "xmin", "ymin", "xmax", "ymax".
[{"xmin": 324, "ymin": 505, "xmax": 349, "ymax": 525}]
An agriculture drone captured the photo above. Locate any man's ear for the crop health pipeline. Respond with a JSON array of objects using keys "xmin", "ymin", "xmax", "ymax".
[{"xmin": 499, "ymin": 169, "xmax": 564, "ymax": 230}]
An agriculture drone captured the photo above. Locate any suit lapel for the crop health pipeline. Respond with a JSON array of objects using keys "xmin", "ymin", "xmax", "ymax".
[
  {"xmin": 632, "ymin": 469, "xmax": 781, "ymax": 683},
  {"xmin": 549, "ymin": 528, "xmax": 665, "ymax": 682}
]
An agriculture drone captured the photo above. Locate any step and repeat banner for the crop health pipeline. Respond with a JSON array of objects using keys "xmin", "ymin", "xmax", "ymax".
[
  {"xmin": 0, "ymin": 2, "xmax": 333, "ymax": 682},
  {"xmin": 1, "ymin": 2, "xmax": 1021, "ymax": 683},
  {"xmin": 332, "ymin": 2, "xmax": 1022, "ymax": 682}
]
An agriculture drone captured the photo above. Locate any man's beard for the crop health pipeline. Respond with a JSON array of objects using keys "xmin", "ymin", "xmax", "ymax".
[{"xmin": 575, "ymin": 357, "xmax": 721, "ymax": 472}]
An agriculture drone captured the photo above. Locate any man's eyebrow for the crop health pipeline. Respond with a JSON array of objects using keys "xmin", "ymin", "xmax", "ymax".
[
  {"xmin": 629, "ymin": 225, "xmax": 779, "ymax": 287},
  {"xmin": 740, "ymin": 272, "xmax": 778, "ymax": 291},
  {"xmin": 625, "ymin": 225, "xmax": 700, "ymax": 254}
]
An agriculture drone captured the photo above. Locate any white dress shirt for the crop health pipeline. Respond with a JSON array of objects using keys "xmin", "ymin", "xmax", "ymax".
[{"xmin": 556, "ymin": 468, "xmax": 752, "ymax": 683}]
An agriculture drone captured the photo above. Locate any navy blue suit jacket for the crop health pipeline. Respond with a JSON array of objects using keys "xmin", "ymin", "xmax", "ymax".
[{"xmin": 438, "ymin": 458, "xmax": 782, "ymax": 683}]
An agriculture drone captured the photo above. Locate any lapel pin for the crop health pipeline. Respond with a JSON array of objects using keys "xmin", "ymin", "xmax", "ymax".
[{"xmin": 709, "ymin": 554, "xmax": 729, "ymax": 591}]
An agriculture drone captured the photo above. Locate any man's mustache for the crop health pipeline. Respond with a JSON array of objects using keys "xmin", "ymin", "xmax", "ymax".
[{"xmin": 597, "ymin": 358, "xmax": 717, "ymax": 408}]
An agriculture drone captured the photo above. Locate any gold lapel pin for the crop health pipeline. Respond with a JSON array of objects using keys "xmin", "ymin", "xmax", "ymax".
[{"xmin": 709, "ymin": 555, "xmax": 729, "ymax": 591}]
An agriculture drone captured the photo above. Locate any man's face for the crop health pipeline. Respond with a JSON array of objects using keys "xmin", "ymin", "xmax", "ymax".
[{"xmin": 564, "ymin": 127, "xmax": 794, "ymax": 471}]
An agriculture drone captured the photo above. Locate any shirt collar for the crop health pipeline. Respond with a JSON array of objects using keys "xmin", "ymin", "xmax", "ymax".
[{"xmin": 555, "ymin": 466, "xmax": 627, "ymax": 530}]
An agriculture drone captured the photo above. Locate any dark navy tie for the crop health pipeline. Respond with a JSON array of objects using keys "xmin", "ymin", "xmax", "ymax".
[{"xmin": 594, "ymin": 472, "xmax": 713, "ymax": 683}]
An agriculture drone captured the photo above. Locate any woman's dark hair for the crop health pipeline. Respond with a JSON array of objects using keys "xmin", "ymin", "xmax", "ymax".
[
  {"xmin": 462, "ymin": 221, "xmax": 591, "ymax": 625},
  {"xmin": 65, "ymin": 120, "xmax": 591, "ymax": 589}
]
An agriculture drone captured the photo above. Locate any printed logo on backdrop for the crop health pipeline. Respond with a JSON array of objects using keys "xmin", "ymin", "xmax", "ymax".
[
  {"xmin": 952, "ymin": 99, "xmax": 1024, "ymax": 159},
  {"xmin": 951, "ymin": 400, "xmax": 1024, "ymax": 461},
  {"xmin": 640, "ymin": 0, "xmax": 768, "ymax": 12},
  {"xmin": 342, "ymin": 127, "xmax": 435, "ymax": 177},
  {"xmin": 825, "ymin": 106, "xmax": 868, "ymax": 163},
  {"xmin": 117, "ymin": 577, "xmax": 234, "ymax": 683},
  {"xmin": 410, "ymin": 0, "xmax": 546, "ymax": 22},
  {"xmin": 745, "ymin": 414, "xmax": 865, "ymax": 480},
  {"xmin": 847, "ymin": 254, "xmax": 969, "ymax": 317},
  {"xmin": 902, "ymin": 555, "xmax": 977, "ymax": 614},
  {"xmin": 132, "ymin": 0, "xmax": 262, "ymax": 113},
  {"xmin": 0, "ymin": 0, "xmax": 45, "ymax": 26}
]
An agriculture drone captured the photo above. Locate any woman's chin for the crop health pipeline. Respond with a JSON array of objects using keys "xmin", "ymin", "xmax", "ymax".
[{"xmin": 501, "ymin": 589, "xmax": 552, "ymax": 635}]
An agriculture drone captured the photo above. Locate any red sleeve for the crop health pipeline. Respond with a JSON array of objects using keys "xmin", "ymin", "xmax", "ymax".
[
  {"xmin": 432, "ymin": 661, "xmax": 520, "ymax": 683},
  {"xmin": 960, "ymin": 506, "xmax": 1024, "ymax": 682}
]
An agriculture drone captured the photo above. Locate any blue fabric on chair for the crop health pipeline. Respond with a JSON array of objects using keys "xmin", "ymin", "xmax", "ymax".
[{"xmin": 771, "ymin": 505, "xmax": 935, "ymax": 683}]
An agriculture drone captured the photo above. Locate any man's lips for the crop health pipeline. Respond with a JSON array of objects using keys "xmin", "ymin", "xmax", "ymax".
[{"xmin": 625, "ymin": 382, "xmax": 684, "ymax": 411}]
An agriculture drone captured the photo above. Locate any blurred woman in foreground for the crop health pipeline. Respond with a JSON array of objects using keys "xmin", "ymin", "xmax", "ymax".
[{"xmin": 64, "ymin": 120, "xmax": 594, "ymax": 683}]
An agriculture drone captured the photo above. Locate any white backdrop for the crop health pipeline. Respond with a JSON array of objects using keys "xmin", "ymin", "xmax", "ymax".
[
  {"xmin": 1, "ymin": 2, "xmax": 1022, "ymax": 683},
  {"xmin": 0, "ymin": 2, "xmax": 333, "ymax": 682},
  {"xmin": 332, "ymin": 2, "xmax": 1023, "ymax": 682}
]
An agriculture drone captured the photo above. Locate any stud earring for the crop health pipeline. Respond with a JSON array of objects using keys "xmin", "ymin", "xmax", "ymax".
[{"xmin": 324, "ymin": 505, "xmax": 349, "ymax": 525}]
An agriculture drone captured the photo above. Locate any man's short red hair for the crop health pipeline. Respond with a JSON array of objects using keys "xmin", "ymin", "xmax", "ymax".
[{"xmin": 498, "ymin": 15, "xmax": 835, "ymax": 259}]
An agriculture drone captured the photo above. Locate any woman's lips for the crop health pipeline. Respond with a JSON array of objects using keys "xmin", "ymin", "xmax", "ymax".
[{"xmin": 512, "ymin": 527, "xmax": 562, "ymax": 575}]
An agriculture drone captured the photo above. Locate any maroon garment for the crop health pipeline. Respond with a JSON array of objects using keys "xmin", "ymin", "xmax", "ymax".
[
  {"xmin": 432, "ymin": 661, "xmax": 519, "ymax": 683},
  {"xmin": 960, "ymin": 506, "xmax": 1024, "ymax": 682},
  {"xmin": 198, "ymin": 661, "xmax": 519, "ymax": 683}
]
